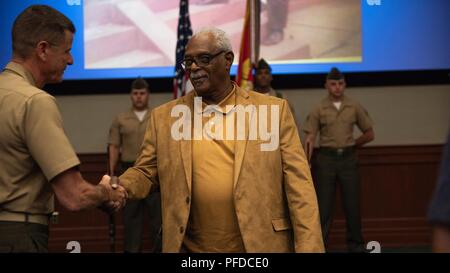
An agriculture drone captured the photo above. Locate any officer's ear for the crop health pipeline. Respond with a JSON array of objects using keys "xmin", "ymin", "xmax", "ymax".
[{"xmin": 35, "ymin": 40, "xmax": 50, "ymax": 61}]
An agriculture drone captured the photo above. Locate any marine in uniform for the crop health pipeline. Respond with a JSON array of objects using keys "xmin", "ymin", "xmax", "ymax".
[
  {"xmin": 253, "ymin": 58, "xmax": 297, "ymax": 125},
  {"xmin": 303, "ymin": 67, "xmax": 375, "ymax": 252},
  {"xmin": 108, "ymin": 78, "xmax": 162, "ymax": 253},
  {"xmin": 0, "ymin": 5, "xmax": 126, "ymax": 252}
]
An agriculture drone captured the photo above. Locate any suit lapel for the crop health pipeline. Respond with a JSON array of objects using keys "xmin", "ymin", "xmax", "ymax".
[
  {"xmin": 233, "ymin": 87, "xmax": 253, "ymax": 189},
  {"xmin": 179, "ymin": 93, "xmax": 195, "ymax": 195}
]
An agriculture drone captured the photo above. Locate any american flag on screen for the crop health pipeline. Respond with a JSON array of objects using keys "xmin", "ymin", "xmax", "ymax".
[{"xmin": 173, "ymin": 0, "xmax": 193, "ymax": 99}]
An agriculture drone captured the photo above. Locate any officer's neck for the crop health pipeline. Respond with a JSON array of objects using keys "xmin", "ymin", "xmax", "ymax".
[
  {"xmin": 133, "ymin": 104, "xmax": 148, "ymax": 112},
  {"xmin": 329, "ymin": 94, "xmax": 344, "ymax": 102},
  {"xmin": 11, "ymin": 56, "xmax": 46, "ymax": 88}
]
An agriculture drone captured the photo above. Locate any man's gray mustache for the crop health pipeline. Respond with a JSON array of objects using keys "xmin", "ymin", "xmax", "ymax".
[{"xmin": 190, "ymin": 72, "xmax": 206, "ymax": 79}]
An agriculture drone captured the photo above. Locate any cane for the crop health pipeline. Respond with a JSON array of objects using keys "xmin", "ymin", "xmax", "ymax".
[{"xmin": 106, "ymin": 146, "xmax": 117, "ymax": 253}]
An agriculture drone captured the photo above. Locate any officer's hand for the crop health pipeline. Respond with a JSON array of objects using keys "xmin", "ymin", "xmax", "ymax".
[
  {"xmin": 305, "ymin": 139, "xmax": 314, "ymax": 162},
  {"xmin": 98, "ymin": 175, "xmax": 128, "ymax": 213}
]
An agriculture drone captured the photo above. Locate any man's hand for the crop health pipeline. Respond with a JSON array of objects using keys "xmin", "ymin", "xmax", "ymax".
[
  {"xmin": 355, "ymin": 127, "xmax": 374, "ymax": 147},
  {"xmin": 304, "ymin": 134, "xmax": 316, "ymax": 162},
  {"xmin": 98, "ymin": 175, "xmax": 128, "ymax": 213}
]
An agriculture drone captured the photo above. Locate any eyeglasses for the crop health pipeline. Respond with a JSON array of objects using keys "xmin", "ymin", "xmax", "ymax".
[{"xmin": 181, "ymin": 50, "xmax": 225, "ymax": 70}]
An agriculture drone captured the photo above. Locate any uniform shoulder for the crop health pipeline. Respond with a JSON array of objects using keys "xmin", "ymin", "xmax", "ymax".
[
  {"xmin": 274, "ymin": 90, "xmax": 285, "ymax": 99},
  {"xmin": 343, "ymin": 95, "xmax": 365, "ymax": 108},
  {"xmin": 247, "ymin": 90, "xmax": 285, "ymax": 105},
  {"xmin": 115, "ymin": 109, "xmax": 134, "ymax": 119},
  {"xmin": 0, "ymin": 72, "xmax": 49, "ymax": 101},
  {"xmin": 310, "ymin": 97, "xmax": 328, "ymax": 111}
]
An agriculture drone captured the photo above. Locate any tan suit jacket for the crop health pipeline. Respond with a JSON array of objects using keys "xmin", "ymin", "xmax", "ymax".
[{"xmin": 120, "ymin": 85, "xmax": 324, "ymax": 253}]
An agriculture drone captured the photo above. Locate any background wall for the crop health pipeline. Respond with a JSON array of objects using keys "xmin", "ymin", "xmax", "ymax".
[{"xmin": 56, "ymin": 84, "xmax": 450, "ymax": 153}]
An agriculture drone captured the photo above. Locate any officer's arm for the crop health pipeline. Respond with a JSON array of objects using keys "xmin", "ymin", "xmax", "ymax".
[
  {"xmin": 304, "ymin": 133, "xmax": 316, "ymax": 161},
  {"xmin": 108, "ymin": 144, "xmax": 120, "ymax": 175},
  {"xmin": 355, "ymin": 103, "xmax": 374, "ymax": 147},
  {"xmin": 51, "ymin": 167, "xmax": 127, "ymax": 212},
  {"xmin": 355, "ymin": 127, "xmax": 374, "ymax": 147},
  {"xmin": 302, "ymin": 108, "xmax": 319, "ymax": 161}
]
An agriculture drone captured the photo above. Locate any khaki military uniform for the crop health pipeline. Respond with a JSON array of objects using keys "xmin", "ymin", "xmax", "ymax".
[
  {"xmin": 303, "ymin": 95, "xmax": 373, "ymax": 148},
  {"xmin": 260, "ymin": 87, "xmax": 297, "ymax": 127},
  {"xmin": 0, "ymin": 62, "xmax": 79, "ymax": 252},
  {"xmin": 108, "ymin": 107, "xmax": 162, "ymax": 252},
  {"xmin": 109, "ymin": 109, "xmax": 150, "ymax": 162},
  {"xmin": 303, "ymin": 95, "xmax": 373, "ymax": 252}
]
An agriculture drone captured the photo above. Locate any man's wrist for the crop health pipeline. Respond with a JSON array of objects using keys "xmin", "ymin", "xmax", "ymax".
[{"xmin": 98, "ymin": 183, "xmax": 110, "ymax": 203}]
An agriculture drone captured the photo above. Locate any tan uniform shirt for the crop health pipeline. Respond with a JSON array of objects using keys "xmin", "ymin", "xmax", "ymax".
[
  {"xmin": 265, "ymin": 88, "xmax": 283, "ymax": 99},
  {"xmin": 183, "ymin": 87, "xmax": 245, "ymax": 252},
  {"xmin": 0, "ymin": 62, "xmax": 80, "ymax": 219},
  {"xmin": 108, "ymin": 108, "xmax": 150, "ymax": 162},
  {"xmin": 303, "ymin": 95, "xmax": 373, "ymax": 148},
  {"xmin": 261, "ymin": 88, "xmax": 297, "ymax": 123}
]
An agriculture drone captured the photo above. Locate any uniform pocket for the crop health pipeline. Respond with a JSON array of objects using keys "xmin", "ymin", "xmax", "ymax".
[
  {"xmin": 319, "ymin": 116, "xmax": 328, "ymax": 134},
  {"xmin": 319, "ymin": 116, "xmax": 327, "ymax": 127},
  {"xmin": 271, "ymin": 218, "xmax": 292, "ymax": 232}
]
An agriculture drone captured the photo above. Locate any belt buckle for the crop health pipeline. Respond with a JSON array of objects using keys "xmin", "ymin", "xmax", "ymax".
[
  {"xmin": 50, "ymin": 212, "xmax": 59, "ymax": 224},
  {"xmin": 336, "ymin": 148, "xmax": 344, "ymax": 156}
]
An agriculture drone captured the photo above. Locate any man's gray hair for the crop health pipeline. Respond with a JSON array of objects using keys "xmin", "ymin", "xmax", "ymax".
[{"xmin": 193, "ymin": 27, "xmax": 233, "ymax": 52}]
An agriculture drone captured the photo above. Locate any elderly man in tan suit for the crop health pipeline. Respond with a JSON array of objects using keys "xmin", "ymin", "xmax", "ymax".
[{"xmin": 120, "ymin": 27, "xmax": 324, "ymax": 253}]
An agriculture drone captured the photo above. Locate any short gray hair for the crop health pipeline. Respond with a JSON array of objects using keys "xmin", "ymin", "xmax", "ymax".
[
  {"xmin": 13, "ymin": 5, "xmax": 75, "ymax": 58},
  {"xmin": 193, "ymin": 27, "xmax": 232, "ymax": 52}
]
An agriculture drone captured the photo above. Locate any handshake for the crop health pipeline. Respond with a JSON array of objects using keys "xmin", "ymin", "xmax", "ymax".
[{"xmin": 98, "ymin": 175, "xmax": 128, "ymax": 213}]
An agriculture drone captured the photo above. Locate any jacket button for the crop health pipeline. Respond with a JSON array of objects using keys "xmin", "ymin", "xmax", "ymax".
[
  {"xmin": 180, "ymin": 226, "xmax": 184, "ymax": 234},
  {"xmin": 186, "ymin": 197, "xmax": 190, "ymax": 204}
]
